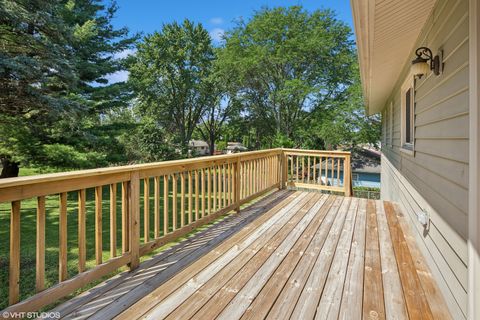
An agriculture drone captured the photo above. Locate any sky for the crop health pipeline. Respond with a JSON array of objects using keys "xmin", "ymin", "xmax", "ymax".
[{"xmin": 107, "ymin": 0, "xmax": 354, "ymax": 83}]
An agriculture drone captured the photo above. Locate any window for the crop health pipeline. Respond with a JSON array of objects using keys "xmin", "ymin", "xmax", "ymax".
[
  {"xmin": 401, "ymin": 77, "xmax": 415, "ymax": 153},
  {"xmin": 352, "ymin": 173, "xmax": 359, "ymax": 181}
]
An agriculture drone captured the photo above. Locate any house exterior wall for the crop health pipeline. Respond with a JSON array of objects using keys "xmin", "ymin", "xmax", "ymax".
[{"xmin": 380, "ymin": 0, "xmax": 468, "ymax": 318}]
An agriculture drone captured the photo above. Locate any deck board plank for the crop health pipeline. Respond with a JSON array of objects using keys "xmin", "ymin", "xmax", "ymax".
[
  {"xmin": 375, "ymin": 200, "xmax": 408, "ymax": 319},
  {"xmin": 338, "ymin": 198, "xmax": 367, "ymax": 320},
  {"xmin": 384, "ymin": 201, "xmax": 434, "ymax": 320},
  {"xmin": 363, "ymin": 200, "xmax": 386, "ymax": 320},
  {"xmin": 315, "ymin": 197, "xmax": 359, "ymax": 320}
]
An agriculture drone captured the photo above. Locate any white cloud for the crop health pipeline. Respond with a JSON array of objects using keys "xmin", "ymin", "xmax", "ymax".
[
  {"xmin": 210, "ymin": 17, "xmax": 224, "ymax": 25},
  {"xmin": 210, "ymin": 28, "xmax": 225, "ymax": 42},
  {"xmin": 106, "ymin": 70, "xmax": 129, "ymax": 84},
  {"xmin": 113, "ymin": 48, "xmax": 137, "ymax": 60}
]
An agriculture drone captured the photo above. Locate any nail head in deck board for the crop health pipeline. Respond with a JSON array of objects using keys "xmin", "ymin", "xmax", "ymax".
[
  {"xmin": 384, "ymin": 201, "xmax": 434, "ymax": 320},
  {"xmin": 363, "ymin": 200, "xmax": 386, "ymax": 320}
]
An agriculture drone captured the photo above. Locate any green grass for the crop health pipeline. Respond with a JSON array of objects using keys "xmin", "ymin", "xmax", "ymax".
[{"xmin": 0, "ymin": 174, "xmax": 236, "ymax": 310}]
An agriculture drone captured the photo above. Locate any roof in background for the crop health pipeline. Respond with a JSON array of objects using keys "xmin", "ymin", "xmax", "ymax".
[
  {"xmin": 350, "ymin": 0, "xmax": 437, "ymax": 115},
  {"xmin": 189, "ymin": 140, "xmax": 209, "ymax": 147}
]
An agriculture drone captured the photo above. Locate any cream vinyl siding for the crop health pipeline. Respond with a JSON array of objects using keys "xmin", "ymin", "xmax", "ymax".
[{"xmin": 380, "ymin": 0, "xmax": 468, "ymax": 318}]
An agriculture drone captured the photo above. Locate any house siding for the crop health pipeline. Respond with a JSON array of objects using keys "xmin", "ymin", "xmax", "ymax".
[{"xmin": 380, "ymin": 0, "xmax": 468, "ymax": 318}]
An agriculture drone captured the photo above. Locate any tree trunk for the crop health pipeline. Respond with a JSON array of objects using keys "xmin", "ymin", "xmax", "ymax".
[{"xmin": 0, "ymin": 157, "xmax": 19, "ymax": 178}]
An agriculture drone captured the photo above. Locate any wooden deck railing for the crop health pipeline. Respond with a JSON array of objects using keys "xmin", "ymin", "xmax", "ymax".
[{"xmin": 0, "ymin": 148, "xmax": 350, "ymax": 313}]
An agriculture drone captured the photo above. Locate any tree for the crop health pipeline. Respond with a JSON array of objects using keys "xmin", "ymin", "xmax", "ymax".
[
  {"xmin": 195, "ymin": 62, "xmax": 241, "ymax": 155},
  {"xmin": 217, "ymin": 6, "xmax": 356, "ymax": 145},
  {"xmin": 129, "ymin": 20, "xmax": 215, "ymax": 155},
  {"xmin": 0, "ymin": 0, "xmax": 138, "ymax": 173}
]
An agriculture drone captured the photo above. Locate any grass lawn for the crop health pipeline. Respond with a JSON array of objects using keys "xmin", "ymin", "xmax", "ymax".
[{"xmin": 0, "ymin": 172, "xmax": 237, "ymax": 310}]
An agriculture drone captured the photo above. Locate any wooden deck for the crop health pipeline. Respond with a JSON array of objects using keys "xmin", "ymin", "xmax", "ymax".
[{"xmin": 52, "ymin": 190, "xmax": 451, "ymax": 320}]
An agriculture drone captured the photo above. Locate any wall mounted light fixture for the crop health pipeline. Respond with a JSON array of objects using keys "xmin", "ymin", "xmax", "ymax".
[{"xmin": 411, "ymin": 47, "xmax": 443, "ymax": 78}]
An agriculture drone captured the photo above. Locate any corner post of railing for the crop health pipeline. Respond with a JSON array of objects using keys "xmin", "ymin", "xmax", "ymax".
[
  {"xmin": 344, "ymin": 153, "xmax": 352, "ymax": 197},
  {"xmin": 280, "ymin": 149, "xmax": 286, "ymax": 189},
  {"xmin": 129, "ymin": 170, "xmax": 140, "ymax": 270},
  {"xmin": 234, "ymin": 155, "xmax": 241, "ymax": 213}
]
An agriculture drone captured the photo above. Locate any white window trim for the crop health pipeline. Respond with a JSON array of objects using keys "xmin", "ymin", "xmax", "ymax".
[
  {"xmin": 400, "ymin": 76, "xmax": 415, "ymax": 155},
  {"xmin": 382, "ymin": 109, "xmax": 387, "ymax": 147}
]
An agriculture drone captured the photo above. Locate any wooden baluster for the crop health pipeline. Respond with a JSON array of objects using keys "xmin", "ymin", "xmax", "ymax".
[
  {"xmin": 9, "ymin": 200, "xmax": 21, "ymax": 305},
  {"xmin": 188, "ymin": 170, "xmax": 193, "ymax": 224},
  {"xmin": 163, "ymin": 175, "xmax": 169, "ymax": 235},
  {"xmin": 320, "ymin": 157, "xmax": 324, "ymax": 185},
  {"xmin": 195, "ymin": 170, "xmax": 199, "ymax": 221},
  {"xmin": 213, "ymin": 166, "xmax": 217, "ymax": 212},
  {"xmin": 331, "ymin": 157, "xmax": 334, "ymax": 186},
  {"xmin": 307, "ymin": 156, "xmax": 311, "ymax": 183},
  {"xmin": 144, "ymin": 178, "xmax": 150, "ymax": 243},
  {"xmin": 59, "ymin": 192, "xmax": 68, "ymax": 280},
  {"xmin": 201, "ymin": 169, "xmax": 206, "ymax": 217},
  {"xmin": 172, "ymin": 174, "xmax": 177, "ymax": 230},
  {"xmin": 217, "ymin": 166, "xmax": 223, "ymax": 210},
  {"xmin": 36, "ymin": 196, "xmax": 45, "ymax": 292},
  {"xmin": 180, "ymin": 172, "xmax": 185, "ymax": 227},
  {"xmin": 253, "ymin": 160, "xmax": 257, "ymax": 193},
  {"xmin": 95, "ymin": 187, "xmax": 102, "ymax": 266},
  {"xmin": 313, "ymin": 156, "xmax": 317, "ymax": 184},
  {"xmin": 296, "ymin": 156, "xmax": 299, "ymax": 182},
  {"xmin": 110, "ymin": 184, "xmax": 117, "ymax": 258},
  {"xmin": 129, "ymin": 172, "xmax": 140, "ymax": 270},
  {"xmin": 337, "ymin": 158, "xmax": 341, "ymax": 186},
  {"xmin": 154, "ymin": 176, "xmax": 160, "ymax": 238},
  {"xmin": 121, "ymin": 182, "xmax": 129, "ymax": 253},
  {"xmin": 289, "ymin": 155, "xmax": 293, "ymax": 183},
  {"xmin": 239, "ymin": 162, "xmax": 244, "ymax": 199},
  {"xmin": 229, "ymin": 162, "xmax": 233, "ymax": 204},
  {"xmin": 344, "ymin": 155, "xmax": 352, "ymax": 196},
  {"xmin": 222, "ymin": 164, "xmax": 226, "ymax": 208},
  {"xmin": 207, "ymin": 167, "xmax": 212, "ymax": 215}
]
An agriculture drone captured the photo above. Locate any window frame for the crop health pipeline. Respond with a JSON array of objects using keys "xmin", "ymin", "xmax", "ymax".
[{"xmin": 400, "ymin": 77, "xmax": 415, "ymax": 155}]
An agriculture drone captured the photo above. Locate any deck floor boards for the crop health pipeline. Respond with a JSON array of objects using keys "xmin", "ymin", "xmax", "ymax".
[{"xmin": 53, "ymin": 191, "xmax": 452, "ymax": 320}]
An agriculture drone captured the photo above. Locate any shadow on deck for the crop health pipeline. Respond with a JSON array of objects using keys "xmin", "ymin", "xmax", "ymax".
[{"xmin": 52, "ymin": 190, "xmax": 451, "ymax": 320}]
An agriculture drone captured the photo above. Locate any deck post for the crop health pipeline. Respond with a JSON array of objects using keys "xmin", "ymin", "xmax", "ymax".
[
  {"xmin": 344, "ymin": 154, "xmax": 352, "ymax": 197},
  {"xmin": 234, "ymin": 156, "xmax": 241, "ymax": 213},
  {"xmin": 129, "ymin": 171, "xmax": 140, "ymax": 270}
]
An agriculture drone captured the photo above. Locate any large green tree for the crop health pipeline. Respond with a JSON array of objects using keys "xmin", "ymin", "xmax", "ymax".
[
  {"xmin": 129, "ymin": 20, "xmax": 215, "ymax": 155},
  {"xmin": 0, "ymin": 0, "xmax": 137, "ymax": 173},
  {"xmin": 217, "ymin": 6, "xmax": 379, "ymax": 149}
]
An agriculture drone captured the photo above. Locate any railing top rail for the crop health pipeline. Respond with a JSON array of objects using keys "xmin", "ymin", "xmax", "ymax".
[
  {"xmin": 0, "ymin": 148, "xmax": 283, "ymax": 189},
  {"xmin": 282, "ymin": 148, "xmax": 351, "ymax": 155}
]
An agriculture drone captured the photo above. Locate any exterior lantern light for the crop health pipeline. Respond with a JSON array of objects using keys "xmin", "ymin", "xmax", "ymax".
[{"xmin": 411, "ymin": 47, "xmax": 443, "ymax": 78}]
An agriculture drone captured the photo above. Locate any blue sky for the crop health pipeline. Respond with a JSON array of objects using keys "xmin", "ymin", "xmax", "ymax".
[{"xmin": 107, "ymin": 0, "xmax": 353, "ymax": 82}]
